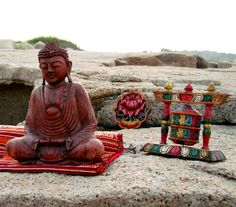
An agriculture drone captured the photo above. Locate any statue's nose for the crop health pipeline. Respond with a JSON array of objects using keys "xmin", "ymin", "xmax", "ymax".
[{"xmin": 48, "ymin": 66, "xmax": 54, "ymax": 72}]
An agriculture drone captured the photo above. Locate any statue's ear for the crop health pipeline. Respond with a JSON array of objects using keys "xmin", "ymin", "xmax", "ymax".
[
  {"xmin": 68, "ymin": 61, "xmax": 72, "ymax": 73},
  {"xmin": 67, "ymin": 61, "xmax": 73, "ymax": 82}
]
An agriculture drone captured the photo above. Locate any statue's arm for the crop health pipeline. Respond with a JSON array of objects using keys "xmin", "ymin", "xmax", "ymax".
[
  {"xmin": 66, "ymin": 83, "xmax": 97, "ymax": 149},
  {"xmin": 24, "ymin": 88, "xmax": 41, "ymax": 150}
]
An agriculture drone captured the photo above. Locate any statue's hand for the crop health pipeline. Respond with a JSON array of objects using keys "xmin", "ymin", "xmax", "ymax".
[
  {"xmin": 65, "ymin": 136, "xmax": 73, "ymax": 150},
  {"xmin": 25, "ymin": 133, "xmax": 39, "ymax": 150}
]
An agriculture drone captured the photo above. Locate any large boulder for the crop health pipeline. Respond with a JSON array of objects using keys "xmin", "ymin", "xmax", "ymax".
[
  {"xmin": 195, "ymin": 55, "xmax": 209, "ymax": 68},
  {"xmin": 208, "ymin": 62, "xmax": 218, "ymax": 68},
  {"xmin": 90, "ymin": 89, "xmax": 236, "ymax": 129},
  {"xmin": 217, "ymin": 61, "xmax": 232, "ymax": 68},
  {"xmin": 0, "ymin": 64, "xmax": 41, "ymax": 85},
  {"xmin": 0, "ymin": 64, "xmax": 41, "ymax": 125},
  {"xmin": 115, "ymin": 56, "xmax": 163, "ymax": 66},
  {"xmin": 113, "ymin": 53, "xmax": 208, "ymax": 68},
  {"xmin": 156, "ymin": 53, "xmax": 208, "ymax": 68},
  {"xmin": 156, "ymin": 53, "xmax": 197, "ymax": 68}
]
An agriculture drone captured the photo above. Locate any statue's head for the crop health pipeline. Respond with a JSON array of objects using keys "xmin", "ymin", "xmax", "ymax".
[{"xmin": 38, "ymin": 42, "xmax": 72, "ymax": 85}]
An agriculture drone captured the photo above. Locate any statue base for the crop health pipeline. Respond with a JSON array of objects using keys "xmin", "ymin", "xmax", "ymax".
[
  {"xmin": 142, "ymin": 143, "xmax": 226, "ymax": 162},
  {"xmin": 0, "ymin": 125, "xmax": 124, "ymax": 175}
]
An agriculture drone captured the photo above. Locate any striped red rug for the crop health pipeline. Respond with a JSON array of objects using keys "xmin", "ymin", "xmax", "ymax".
[{"xmin": 0, "ymin": 125, "xmax": 123, "ymax": 175}]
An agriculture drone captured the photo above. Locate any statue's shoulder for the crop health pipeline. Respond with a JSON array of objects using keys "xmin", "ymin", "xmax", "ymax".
[
  {"xmin": 70, "ymin": 82, "xmax": 89, "ymax": 98},
  {"xmin": 70, "ymin": 82, "xmax": 87, "ymax": 92},
  {"xmin": 31, "ymin": 85, "xmax": 43, "ymax": 95}
]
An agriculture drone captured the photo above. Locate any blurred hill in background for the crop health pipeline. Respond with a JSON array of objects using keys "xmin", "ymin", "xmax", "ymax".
[
  {"xmin": 13, "ymin": 36, "xmax": 82, "ymax": 50},
  {"xmin": 161, "ymin": 48, "xmax": 236, "ymax": 63}
]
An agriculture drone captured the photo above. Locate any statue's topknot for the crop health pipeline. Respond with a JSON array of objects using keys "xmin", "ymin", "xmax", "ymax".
[{"xmin": 38, "ymin": 42, "xmax": 69, "ymax": 62}]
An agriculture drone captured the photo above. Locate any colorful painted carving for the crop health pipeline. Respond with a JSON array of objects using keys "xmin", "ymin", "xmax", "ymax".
[
  {"xmin": 142, "ymin": 143, "xmax": 226, "ymax": 162},
  {"xmin": 114, "ymin": 91, "xmax": 151, "ymax": 129},
  {"xmin": 143, "ymin": 82, "xmax": 230, "ymax": 162},
  {"xmin": 170, "ymin": 104, "xmax": 202, "ymax": 145}
]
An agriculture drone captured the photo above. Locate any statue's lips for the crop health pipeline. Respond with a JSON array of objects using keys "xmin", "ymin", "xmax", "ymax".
[{"xmin": 47, "ymin": 74, "xmax": 55, "ymax": 79}]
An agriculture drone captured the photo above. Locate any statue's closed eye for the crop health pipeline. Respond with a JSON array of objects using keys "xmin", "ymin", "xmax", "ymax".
[{"xmin": 40, "ymin": 63, "xmax": 48, "ymax": 69}]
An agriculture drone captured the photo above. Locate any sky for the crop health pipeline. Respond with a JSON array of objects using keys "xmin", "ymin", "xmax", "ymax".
[{"xmin": 1, "ymin": 0, "xmax": 236, "ymax": 53}]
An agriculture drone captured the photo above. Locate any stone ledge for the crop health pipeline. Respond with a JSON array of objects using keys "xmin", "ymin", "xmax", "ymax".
[{"xmin": 0, "ymin": 126, "xmax": 235, "ymax": 206}]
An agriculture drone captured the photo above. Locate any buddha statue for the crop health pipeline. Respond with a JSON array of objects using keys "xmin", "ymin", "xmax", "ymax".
[{"xmin": 6, "ymin": 42, "xmax": 104, "ymax": 165}]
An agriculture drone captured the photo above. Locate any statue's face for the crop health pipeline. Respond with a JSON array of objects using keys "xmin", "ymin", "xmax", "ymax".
[{"xmin": 39, "ymin": 56, "xmax": 71, "ymax": 85}]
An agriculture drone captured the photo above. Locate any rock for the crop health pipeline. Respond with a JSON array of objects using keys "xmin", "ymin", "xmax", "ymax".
[
  {"xmin": 0, "ymin": 64, "xmax": 41, "ymax": 125},
  {"xmin": 208, "ymin": 62, "xmax": 218, "ymax": 68},
  {"xmin": 14, "ymin": 42, "xmax": 34, "ymax": 49},
  {"xmin": 0, "ymin": 50, "xmax": 235, "ymax": 128},
  {"xmin": 0, "ymin": 39, "xmax": 13, "ymax": 50},
  {"xmin": 115, "ymin": 56, "xmax": 163, "ymax": 66},
  {"xmin": 124, "ymin": 56, "xmax": 163, "ymax": 66},
  {"xmin": 114, "ymin": 59, "xmax": 128, "ymax": 66},
  {"xmin": 218, "ymin": 61, "xmax": 232, "ymax": 68},
  {"xmin": 109, "ymin": 75, "xmax": 142, "ymax": 82},
  {"xmin": 212, "ymin": 98, "xmax": 236, "ymax": 124},
  {"xmin": 0, "ymin": 64, "xmax": 41, "ymax": 85},
  {"xmin": 195, "ymin": 55, "xmax": 208, "ymax": 68},
  {"xmin": 113, "ymin": 53, "xmax": 208, "ymax": 68},
  {"xmin": 0, "ymin": 83, "xmax": 33, "ymax": 125},
  {"xmin": 34, "ymin": 41, "xmax": 46, "ymax": 49},
  {"xmin": 0, "ymin": 126, "xmax": 235, "ymax": 206},
  {"xmin": 157, "ymin": 53, "xmax": 208, "ymax": 68},
  {"xmin": 156, "ymin": 53, "xmax": 196, "ymax": 67}
]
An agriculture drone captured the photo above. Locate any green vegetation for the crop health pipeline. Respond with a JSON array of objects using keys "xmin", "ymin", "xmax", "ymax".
[
  {"xmin": 27, "ymin": 36, "xmax": 81, "ymax": 50},
  {"xmin": 13, "ymin": 41, "xmax": 23, "ymax": 49},
  {"xmin": 13, "ymin": 40, "xmax": 33, "ymax": 49}
]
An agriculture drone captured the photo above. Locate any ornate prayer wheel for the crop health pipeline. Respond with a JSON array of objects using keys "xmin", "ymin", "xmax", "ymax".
[
  {"xmin": 142, "ymin": 81, "xmax": 230, "ymax": 162},
  {"xmin": 169, "ymin": 104, "xmax": 202, "ymax": 145}
]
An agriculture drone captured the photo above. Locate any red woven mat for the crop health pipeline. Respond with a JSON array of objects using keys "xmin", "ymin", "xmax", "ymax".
[{"xmin": 0, "ymin": 125, "xmax": 123, "ymax": 175}]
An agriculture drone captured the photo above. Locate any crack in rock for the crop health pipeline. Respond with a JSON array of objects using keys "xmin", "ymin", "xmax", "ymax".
[{"xmin": 190, "ymin": 164, "xmax": 236, "ymax": 181}]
